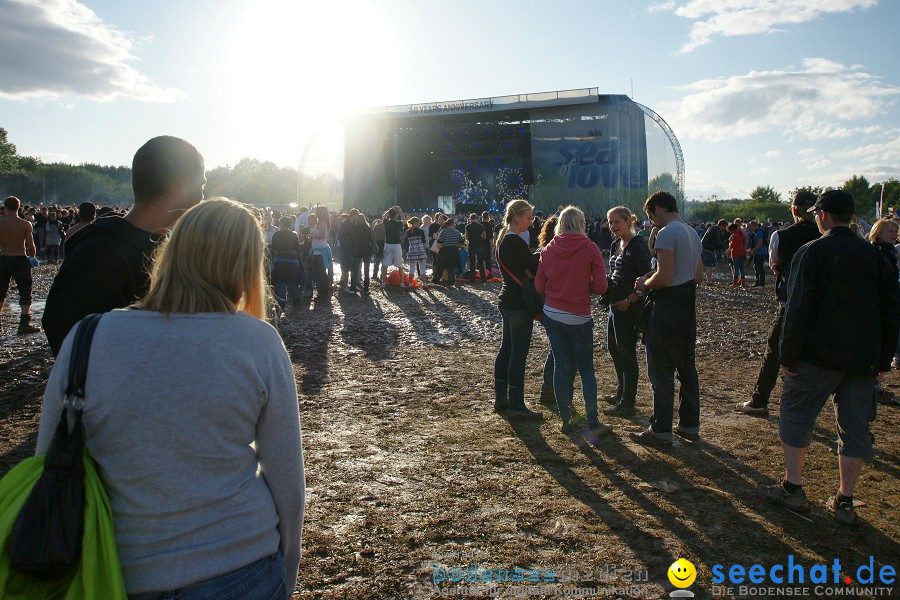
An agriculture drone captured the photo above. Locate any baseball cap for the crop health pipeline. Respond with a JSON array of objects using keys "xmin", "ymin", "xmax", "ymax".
[
  {"xmin": 808, "ymin": 190, "xmax": 854, "ymax": 215},
  {"xmin": 792, "ymin": 190, "xmax": 817, "ymax": 209},
  {"xmin": 642, "ymin": 220, "xmax": 652, "ymax": 227}
]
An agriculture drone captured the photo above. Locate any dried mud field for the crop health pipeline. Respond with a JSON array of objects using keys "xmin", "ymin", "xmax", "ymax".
[{"xmin": 2, "ymin": 264, "xmax": 898, "ymax": 600}]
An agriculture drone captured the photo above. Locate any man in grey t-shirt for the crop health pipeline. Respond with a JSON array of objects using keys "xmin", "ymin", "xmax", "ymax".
[{"xmin": 631, "ymin": 192, "xmax": 703, "ymax": 447}]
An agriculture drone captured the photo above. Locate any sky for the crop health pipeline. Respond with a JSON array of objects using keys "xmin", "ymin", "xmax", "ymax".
[{"xmin": 1, "ymin": 0, "xmax": 898, "ymax": 201}]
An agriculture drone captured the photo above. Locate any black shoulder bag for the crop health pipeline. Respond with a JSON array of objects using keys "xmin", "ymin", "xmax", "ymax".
[{"xmin": 9, "ymin": 313, "xmax": 103, "ymax": 580}]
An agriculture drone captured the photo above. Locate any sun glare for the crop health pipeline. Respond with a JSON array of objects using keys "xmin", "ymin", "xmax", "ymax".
[{"xmin": 224, "ymin": 0, "xmax": 401, "ymax": 168}]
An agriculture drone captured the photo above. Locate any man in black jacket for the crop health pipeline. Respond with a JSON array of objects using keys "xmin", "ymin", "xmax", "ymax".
[
  {"xmin": 43, "ymin": 136, "xmax": 205, "ymax": 355},
  {"xmin": 737, "ymin": 191, "xmax": 820, "ymax": 416},
  {"xmin": 758, "ymin": 190, "xmax": 900, "ymax": 526}
]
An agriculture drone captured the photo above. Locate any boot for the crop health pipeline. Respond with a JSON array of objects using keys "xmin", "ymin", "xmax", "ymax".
[
  {"xmin": 18, "ymin": 314, "xmax": 40, "ymax": 335},
  {"xmin": 740, "ymin": 277, "xmax": 746, "ymax": 288},
  {"xmin": 507, "ymin": 385, "xmax": 541, "ymax": 419},
  {"xmin": 539, "ymin": 384, "xmax": 556, "ymax": 406},
  {"xmin": 731, "ymin": 277, "xmax": 739, "ymax": 287},
  {"xmin": 493, "ymin": 379, "xmax": 509, "ymax": 413}
]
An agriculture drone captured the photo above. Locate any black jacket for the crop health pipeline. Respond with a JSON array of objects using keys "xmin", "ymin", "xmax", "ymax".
[
  {"xmin": 774, "ymin": 220, "xmax": 820, "ymax": 302},
  {"xmin": 779, "ymin": 226, "xmax": 900, "ymax": 374},
  {"xmin": 497, "ymin": 233, "xmax": 539, "ymax": 310},
  {"xmin": 606, "ymin": 235, "xmax": 652, "ymax": 304},
  {"xmin": 43, "ymin": 216, "xmax": 163, "ymax": 356}
]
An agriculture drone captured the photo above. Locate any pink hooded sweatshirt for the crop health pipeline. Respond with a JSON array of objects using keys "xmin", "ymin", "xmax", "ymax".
[{"xmin": 535, "ymin": 232, "xmax": 608, "ymax": 316}]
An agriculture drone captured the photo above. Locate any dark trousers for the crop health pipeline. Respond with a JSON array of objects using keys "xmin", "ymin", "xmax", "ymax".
[
  {"xmin": 753, "ymin": 254, "xmax": 766, "ymax": 286},
  {"xmin": 494, "ymin": 308, "xmax": 533, "ymax": 410},
  {"xmin": 349, "ymin": 254, "xmax": 371, "ymax": 292},
  {"xmin": 646, "ymin": 282, "xmax": 701, "ymax": 434},
  {"xmin": 468, "ymin": 249, "xmax": 489, "ymax": 281},
  {"xmin": 751, "ymin": 305, "xmax": 783, "ymax": 407},
  {"xmin": 607, "ymin": 306, "xmax": 640, "ymax": 406}
]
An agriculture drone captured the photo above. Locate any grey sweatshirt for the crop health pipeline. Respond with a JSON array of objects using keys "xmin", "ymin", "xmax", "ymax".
[{"xmin": 36, "ymin": 310, "xmax": 304, "ymax": 596}]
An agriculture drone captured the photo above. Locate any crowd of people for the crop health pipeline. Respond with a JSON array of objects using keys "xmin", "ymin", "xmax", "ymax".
[{"xmin": 1, "ymin": 134, "xmax": 899, "ymax": 598}]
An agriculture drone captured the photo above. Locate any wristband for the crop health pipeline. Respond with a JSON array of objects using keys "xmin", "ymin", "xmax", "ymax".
[{"xmin": 634, "ymin": 289, "xmax": 646, "ymax": 298}]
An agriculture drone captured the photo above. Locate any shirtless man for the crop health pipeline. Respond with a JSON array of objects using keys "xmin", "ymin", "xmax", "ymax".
[{"xmin": 0, "ymin": 196, "xmax": 41, "ymax": 335}]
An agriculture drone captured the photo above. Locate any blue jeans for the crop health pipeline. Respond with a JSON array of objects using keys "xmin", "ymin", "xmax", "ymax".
[
  {"xmin": 543, "ymin": 315, "xmax": 598, "ymax": 423},
  {"xmin": 349, "ymin": 254, "xmax": 370, "ymax": 292},
  {"xmin": 645, "ymin": 282, "xmax": 701, "ymax": 435},
  {"xmin": 494, "ymin": 308, "xmax": 533, "ymax": 410},
  {"xmin": 732, "ymin": 255, "xmax": 746, "ymax": 279},
  {"xmin": 607, "ymin": 306, "xmax": 639, "ymax": 406},
  {"xmin": 129, "ymin": 552, "xmax": 285, "ymax": 600},
  {"xmin": 753, "ymin": 253, "xmax": 766, "ymax": 285},
  {"xmin": 272, "ymin": 258, "xmax": 302, "ymax": 309}
]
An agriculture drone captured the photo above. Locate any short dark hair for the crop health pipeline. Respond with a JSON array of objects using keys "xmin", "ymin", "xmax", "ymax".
[
  {"xmin": 279, "ymin": 216, "xmax": 293, "ymax": 228},
  {"xmin": 4, "ymin": 196, "xmax": 20, "ymax": 211},
  {"xmin": 644, "ymin": 191, "xmax": 678, "ymax": 214},
  {"xmin": 131, "ymin": 136, "xmax": 204, "ymax": 203},
  {"xmin": 78, "ymin": 201, "xmax": 96, "ymax": 221}
]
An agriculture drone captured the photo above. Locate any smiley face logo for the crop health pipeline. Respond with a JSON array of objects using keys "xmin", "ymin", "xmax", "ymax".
[{"xmin": 668, "ymin": 558, "xmax": 696, "ymax": 588}]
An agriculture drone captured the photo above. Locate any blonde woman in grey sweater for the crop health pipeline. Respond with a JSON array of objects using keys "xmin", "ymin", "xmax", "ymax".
[{"xmin": 36, "ymin": 198, "xmax": 304, "ymax": 599}]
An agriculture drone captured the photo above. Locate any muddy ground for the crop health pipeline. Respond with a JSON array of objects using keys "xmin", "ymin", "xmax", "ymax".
[{"xmin": 1, "ymin": 263, "xmax": 898, "ymax": 600}]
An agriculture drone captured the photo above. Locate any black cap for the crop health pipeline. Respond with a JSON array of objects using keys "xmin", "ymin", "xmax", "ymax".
[
  {"xmin": 792, "ymin": 190, "xmax": 817, "ymax": 209},
  {"xmin": 809, "ymin": 190, "xmax": 854, "ymax": 215}
]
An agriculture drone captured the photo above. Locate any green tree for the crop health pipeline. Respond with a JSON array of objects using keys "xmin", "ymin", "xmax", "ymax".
[
  {"xmin": 842, "ymin": 174, "xmax": 878, "ymax": 219},
  {"xmin": 648, "ymin": 172, "xmax": 678, "ymax": 197},
  {"xmin": 0, "ymin": 127, "xmax": 20, "ymax": 175},
  {"xmin": 749, "ymin": 185, "xmax": 782, "ymax": 204}
]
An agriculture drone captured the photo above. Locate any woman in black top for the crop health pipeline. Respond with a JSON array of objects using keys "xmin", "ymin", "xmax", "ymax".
[
  {"xmin": 494, "ymin": 199, "xmax": 541, "ymax": 418},
  {"xmin": 270, "ymin": 216, "xmax": 304, "ymax": 310},
  {"xmin": 603, "ymin": 206, "xmax": 652, "ymax": 416},
  {"xmin": 869, "ymin": 217, "xmax": 900, "ymax": 379}
]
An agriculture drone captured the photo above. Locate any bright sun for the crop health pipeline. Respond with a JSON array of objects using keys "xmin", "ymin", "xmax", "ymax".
[{"xmin": 224, "ymin": 0, "xmax": 401, "ymax": 168}]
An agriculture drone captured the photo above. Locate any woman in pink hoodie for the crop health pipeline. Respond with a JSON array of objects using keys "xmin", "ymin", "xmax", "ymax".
[{"xmin": 535, "ymin": 206, "xmax": 612, "ymax": 436}]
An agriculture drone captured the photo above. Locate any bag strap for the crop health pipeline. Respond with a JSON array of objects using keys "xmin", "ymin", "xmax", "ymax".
[
  {"xmin": 64, "ymin": 313, "xmax": 103, "ymax": 411},
  {"xmin": 497, "ymin": 256, "xmax": 523, "ymax": 286}
]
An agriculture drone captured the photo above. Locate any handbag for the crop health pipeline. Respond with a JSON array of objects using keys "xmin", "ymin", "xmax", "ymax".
[
  {"xmin": 498, "ymin": 257, "xmax": 544, "ymax": 321},
  {"xmin": 5, "ymin": 315, "xmax": 116, "ymax": 578},
  {"xmin": 633, "ymin": 292, "xmax": 654, "ymax": 334},
  {"xmin": 430, "ymin": 239, "xmax": 442, "ymax": 253}
]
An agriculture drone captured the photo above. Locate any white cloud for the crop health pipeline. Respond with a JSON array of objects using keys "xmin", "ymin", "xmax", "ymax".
[
  {"xmin": 751, "ymin": 167, "xmax": 770, "ymax": 175},
  {"xmin": 662, "ymin": 58, "xmax": 899, "ymax": 142},
  {"xmin": 798, "ymin": 148, "xmax": 816, "ymax": 156},
  {"xmin": 805, "ymin": 159, "xmax": 832, "ymax": 170},
  {"xmin": 764, "ymin": 150, "xmax": 781, "ymax": 158},
  {"xmin": 652, "ymin": 0, "xmax": 879, "ymax": 53},
  {"xmin": 0, "ymin": 0, "xmax": 181, "ymax": 102}
]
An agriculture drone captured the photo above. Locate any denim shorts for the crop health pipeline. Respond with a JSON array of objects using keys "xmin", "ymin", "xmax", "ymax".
[
  {"xmin": 779, "ymin": 361, "xmax": 876, "ymax": 459},
  {"xmin": 128, "ymin": 552, "xmax": 286, "ymax": 600},
  {"xmin": 701, "ymin": 249, "xmax": 716, "ymax": 268}
]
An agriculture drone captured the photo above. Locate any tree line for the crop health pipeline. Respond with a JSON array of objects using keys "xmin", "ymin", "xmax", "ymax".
[{"xmin": 2, "ymin": 128, "xmax": 897, "ymax": 220}]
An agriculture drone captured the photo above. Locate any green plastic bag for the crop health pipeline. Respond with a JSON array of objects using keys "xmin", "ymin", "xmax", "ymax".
[{"xmin": 0, "ymin": 451, "xmax": 126, "ymax": 599}]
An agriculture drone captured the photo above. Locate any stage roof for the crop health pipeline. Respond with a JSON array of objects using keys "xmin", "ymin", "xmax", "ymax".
[{"xmin": 356, "ymin": 87, "xmax": 607, "ymax": 120}]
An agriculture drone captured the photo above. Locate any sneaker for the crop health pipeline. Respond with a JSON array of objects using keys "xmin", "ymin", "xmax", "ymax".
[
  {"xmin": 603, "ymin": 393, "xmax": 621, "ymax": 405},
  {"xmin": 825, "ymin": 495, "xmax": 859, "ymax": 527},
  {"xmin": 561, "ymin": 418, "xmax": 580, "ymax": 434},
  {"xmin": 757, "ymin": 483, "xmax": 810, "ymax": 513},
  {"xmin": 629, "ymin": 427, "xmax": 673, "ymax": 447},
  {"xmin": 360, "ymin": 289, "xmax": 371, "ymax": 296},
  {"xmin": 736, "ymin": 400, "xmax": 769, "ymax": 417},
  {"xmin": 587, "ymin": 421, "xmax": 614, "ymax": 436},
  {"xmin": 674, "ymin": 426, "xmax": 699, "ymax": 442},
  {"xmin": 342, "ymin": 287, "xmax": 356, "ymax": 295},
  {"xmin": 17, "ymin": 322, "xmax": 41, "ymax": 335},
  {"xmin": 604, "ymin": 402, "xmax": 636, "ymax": 416},
  {"xmin": 507, "ymin": 407, "xmax": 542, "ymax": 420}
]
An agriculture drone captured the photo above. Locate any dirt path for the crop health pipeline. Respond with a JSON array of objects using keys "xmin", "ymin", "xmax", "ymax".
[{"xmin": 2, "ymin": 266, "xmax": 898, "ymax": 599}]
